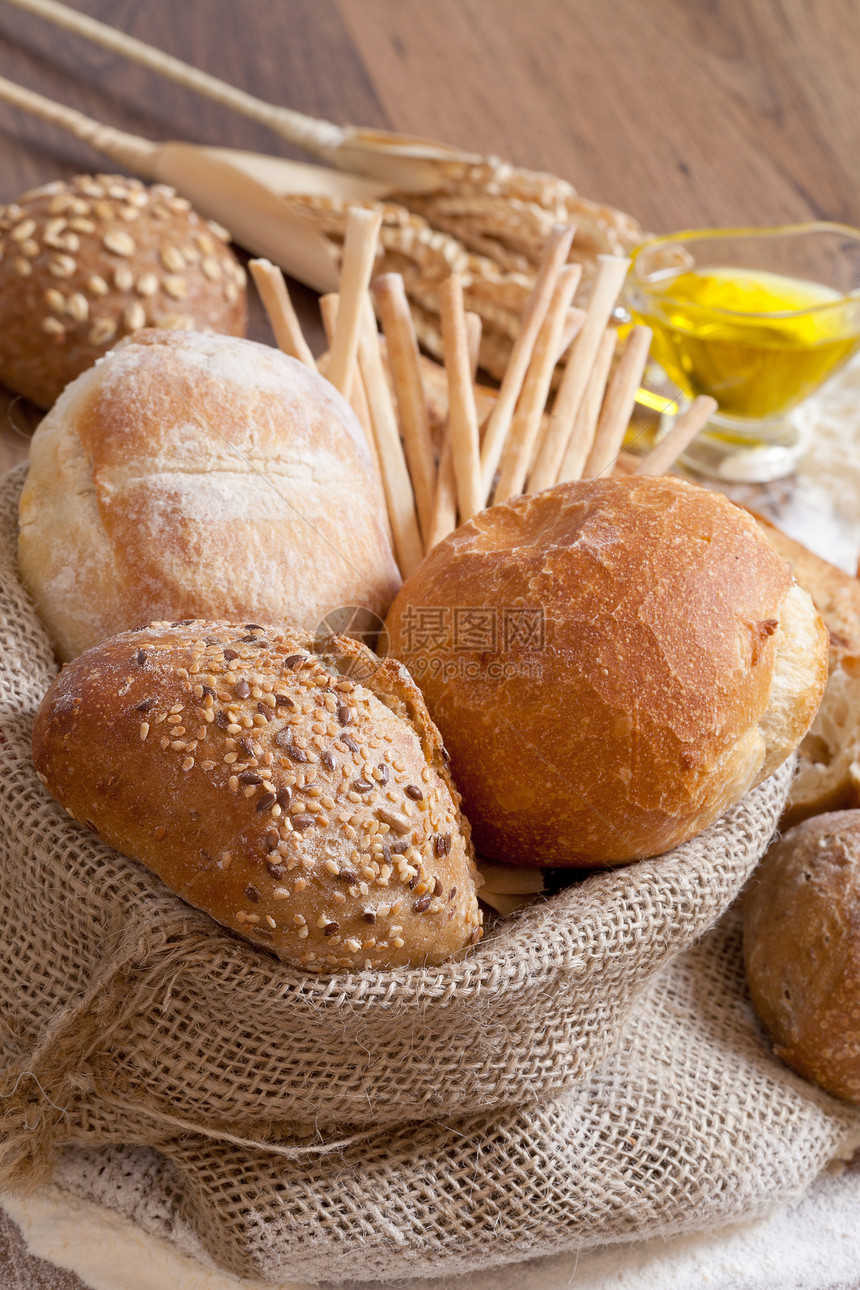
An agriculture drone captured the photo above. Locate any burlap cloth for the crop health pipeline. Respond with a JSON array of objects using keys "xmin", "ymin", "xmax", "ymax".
[{"xmin": 1, "ymin": 460, "xmax": 859, "ymax": 1284}]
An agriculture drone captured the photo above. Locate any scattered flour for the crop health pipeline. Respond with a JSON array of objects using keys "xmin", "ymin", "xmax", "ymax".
[
  {"xmin": 777, "ymin": 353, "xmax": 860, "ymax": 572},
  {"xmin": 4, "ymin": 1155, "xmax": 860, "ymax": 1290}
]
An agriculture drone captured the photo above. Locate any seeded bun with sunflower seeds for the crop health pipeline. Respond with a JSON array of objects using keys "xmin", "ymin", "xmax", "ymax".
[
  {"xmin": 0, "ymin": 173, "xmax": 247, "ymax": 408},
  {"xmin": 32, "ymin": 620, "xmax": 482, "ymax": 972}
]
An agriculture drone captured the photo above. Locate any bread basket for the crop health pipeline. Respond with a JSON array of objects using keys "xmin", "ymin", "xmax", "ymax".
[
  {"xmin": 0, "ymin": 459, "xmax": 790, "ymax": 1142},
  {"xmin": 2, "ymin": 460, "xmax": 836, "ymax": 1284}
]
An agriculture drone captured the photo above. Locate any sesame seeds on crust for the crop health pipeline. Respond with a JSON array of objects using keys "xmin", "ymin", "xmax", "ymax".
[{"xmin": 33, "ymin": 619, "xmax": 482, "ymax": 973}]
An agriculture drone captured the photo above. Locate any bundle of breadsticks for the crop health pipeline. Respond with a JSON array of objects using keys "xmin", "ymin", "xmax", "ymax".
[{"xmin": 250, "ymin": 208, "xmax": 716, "ymax": 577}]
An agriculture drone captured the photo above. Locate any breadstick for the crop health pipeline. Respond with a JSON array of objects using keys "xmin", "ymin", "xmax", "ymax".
[
  {"xmin": 426, "ymin": 312, "xmax": 492, "ymax": 549},
  {"xmin": 634, "ymin": 395, "xmax": 718, "ymax": 476},
  {"xmin": 563, "ymin": 330, "xmax": 619, "ymax": 481},
  {"xmin": 425, "ymin": 312, "xmax": 482, "ymax": 550},
  {"xmin": 494, "ymin": 265, "xmax": 580, "ymax": 504},
  {"xmin": 326, "ymin": 207, "xmax": 383, "ymax": 398},
  {"xmin": 357, "ymin": 297, "xmax": 424, "ymax": 576},
  {"xmin": 524, "ymin": 306, "xmax": 586, "ymax": 474},
  {"xmin": 556, "ymin": 306, "xmax": 586, "ymax": 364},
  {"xmin": 465, "ymin": 311, "xmax": 482, "ymax": 382},
  {"xmin": 438, "ymin": 276, "xmax": 483, "ymax": 524},
  {"xmin": 249, "ymin": 259, "xmax": 316, "ymax": 369},
  {"xmin": 320, "ymin": 294, "xmax": 391, "ymax": 545},
  {"xmin": 373, "ymin": 273, "xmax": 436, "ymax": 547},
  {"xmin": 613, "ymin": 451, "xmax": 638, "ymax": 476},
  {"xmin": 319, "ymin": 292, "xmax": 379, "ymax": 471},
  {"xmin": 479, "ymin": 224, "xmax": 575, "ymax": 501},
  {"xmin": 586, "ymin": 324, "xmax": 653, "ymax": 470},
  {"xmin": 528, "ymin": 254, "xmax": 631, "ymax": 492},
  {"xmin": 427, "ymin": 438, "xmax": 457, "ymax": 550}
]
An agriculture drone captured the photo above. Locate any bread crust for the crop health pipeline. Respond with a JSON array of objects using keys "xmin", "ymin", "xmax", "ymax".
[
  {"xmin": 18, "ymin": 330, "xmax": 401, "ymax": 661},
  {"xmin": 31, "ymin": 620, "xmax": 482, "ymax": 972},
  {"xmin": 386, "ymin": 476, "xmax": 827, "ymax": 866},
  {"xmin": 744, "ymin": 810, "xmax": 860, "ymax": 1104},
  {"xmin": 754, "ymin": 516, "xmax": 860, "ymax": 823},
  {"xmin": 0, "ymin": 175, "xmax": 246, "ymax": 408}
]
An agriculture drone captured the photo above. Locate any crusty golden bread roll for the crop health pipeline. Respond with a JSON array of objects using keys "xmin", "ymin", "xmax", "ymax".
[
  {"xmin": 754, "ymin": 516, "xmax": 860, "ymax": 825},
  {"xmin": 18, "ymin": 329, "xmax": 401, "ymax": 661},
  {"xmin": 744, "ymin": 810, "xmax": 860, "ymax": 1104},
  {"xmin": 0, "ymin": 174, "xmax": 247, "ymax": 408},
  {"xmin": 32, "ymin": 620, "xmax": 482, "ymax": 972},
  {"xmin": 386, "ymin": 476, "xmax": 828, "ymax": 867}
]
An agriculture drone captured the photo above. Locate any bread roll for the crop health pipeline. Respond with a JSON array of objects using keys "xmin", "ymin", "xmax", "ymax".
[
  {"xmin": 0, "ymin": 174, "xmax": 246, "ymax": 408},
  {"xmin": 744, "ymin": 811, "xmax": 860, "ymax": 1104},
  {"xmin": 18, "ymin": 330, "xmax": 401, "ymax": 661},
  {"xmin": 32, "ymin": 621, "xmax": 482, "ymax": 972},
  {"xmin": 386, "ymin": 476, "xmax": 828, "ymax": 867},
  {"xmin": 754, "ymin": 516, "xmax": 860, "ymax": 825}
]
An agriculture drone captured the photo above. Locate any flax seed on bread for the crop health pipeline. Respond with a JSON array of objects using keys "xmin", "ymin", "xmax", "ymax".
[{"xmin": 31, "ymin": 620, "xmax": 482, "ymax": 972}]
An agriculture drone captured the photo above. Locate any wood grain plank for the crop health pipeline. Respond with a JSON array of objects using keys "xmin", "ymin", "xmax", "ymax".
[
  {"xmin": 0, "ymin": 0, "xmax": 381, "ymax": 465},
  {"xmin": 0, "ymin": 6, "xmax": 858, "ymax": 1288},
  {"xmin": 336, "ymin": 0, "xmax": 860, "ymax": 231},
  {"xmin": 0, "ymin": 0, "xmax": 390, "ymax": 165}
]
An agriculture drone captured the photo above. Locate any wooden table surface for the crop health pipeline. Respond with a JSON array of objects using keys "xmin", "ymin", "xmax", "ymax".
[
  {"xmin": 2, "ymin": 0, "xmax": 860, "ymax": 471},
  {"xmin": 0, "ymin": 2, "xmax": 859, "ymax": 1287}
]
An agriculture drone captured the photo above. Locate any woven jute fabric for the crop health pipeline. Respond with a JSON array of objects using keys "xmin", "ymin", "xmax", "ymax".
[
  {"xmin": 46, "ymin": 913, "xmax": 860, "ymax": 1286},
  {"xmin": 1, "ymin": 458, "xmax": 856, "ymax": 1284}
]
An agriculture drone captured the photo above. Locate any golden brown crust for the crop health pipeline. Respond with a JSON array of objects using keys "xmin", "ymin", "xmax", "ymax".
[
  {"xmin": 754, "ymin": 515, "xmax": 860, "ymax": 823},
  {"xmin": 386, "ymin": 476, "xmax": 826, "ymax": 866},
  {"xmin": 18, "ymin": 330, "xmax": 401, "ymax": 661},
  {"xmin": 31, "ymin": 620, "xmax": 482, "ymax": 972},
  {"xmin": 743, "ymin": 810, "xmax": 860, "ymax": 1105},
  {"xmin": 755, "ymin": 517, "xmax": 860, "ymax": 658},
  {"xmin": 0, "ymin": 175, "xmax": 247, "ymax": 408}
]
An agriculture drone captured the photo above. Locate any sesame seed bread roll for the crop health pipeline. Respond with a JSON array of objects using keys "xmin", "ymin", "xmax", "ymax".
[
  {"xmin": 18, "ymin": 329, "xmax": 401, "ymax": 661},
  {"xmin": 31, "ymin": 621, "xmax": 482, "ymax": 973},
  {"xmin": 386, "ymin": 475, "xmax": 828, "ymax": 867},
  {"xmin": 744, "ymin": 810, "xmax": 860, "ymax": 1105},
  {"xmin": 0, "ymin": 174, "xmax": 247, "ymax": 409}
]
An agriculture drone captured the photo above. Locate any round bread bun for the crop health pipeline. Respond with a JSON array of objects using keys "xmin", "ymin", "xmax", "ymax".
[
  {"xmin": 31, "ymin": 620, "xmax": 482, "ymax": 972},
  {"xmin": 385, "ymin": 476, "xmax": 828, "ymax": 867},
  {"xmin": 0, "ymin": 174, "xmax": 247, "ymax": 408},
  {"xmin": 744, "ymin": 810, "xmax": 860, "ymax": 1104},
  {"xmin": 18, "ymin": 329, "xmax": 401, "ymax": 661}
]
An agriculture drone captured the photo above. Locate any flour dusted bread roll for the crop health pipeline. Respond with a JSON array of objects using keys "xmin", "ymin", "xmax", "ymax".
[
  {"xmin": 32, "ymin": 621, "xmax": 482, "ymax": 971},
  {"xmin": 744, "ymin": 811, "xmax": 860, "ymax": 1104},
  {"xmin": 0, "ymin": 174, "xmax": 246, "ymax": 408},
  {"xmin": 386, "ymin": 475, "xmax": 828, "ymax": 866},
  {"xmin": 18, "ymin": 330, "xmax": 401, "ymax": 660}
]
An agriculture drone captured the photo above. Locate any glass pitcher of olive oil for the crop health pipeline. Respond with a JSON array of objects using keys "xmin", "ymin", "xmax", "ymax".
[{"xmin": 625, "ymin": 224, "xmax": 860, "ymax": 481}]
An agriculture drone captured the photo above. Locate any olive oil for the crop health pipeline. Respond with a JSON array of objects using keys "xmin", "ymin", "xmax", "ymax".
[{"xmin": 631, "ymin": 267, "xmax": 860, "ymax": 420}]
